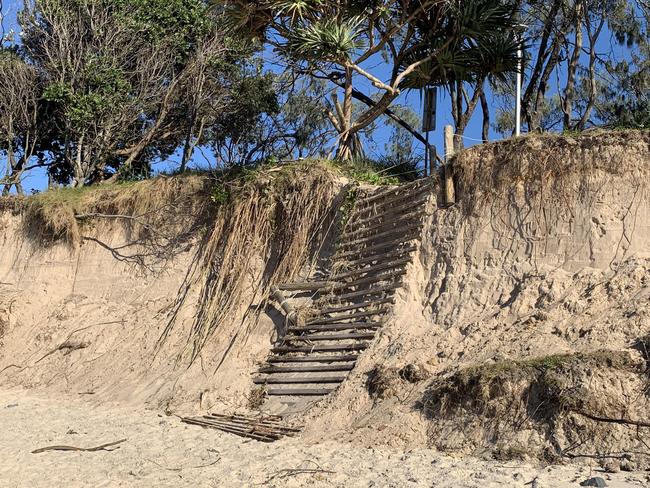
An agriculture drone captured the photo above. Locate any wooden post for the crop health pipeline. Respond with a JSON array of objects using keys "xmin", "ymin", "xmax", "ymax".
[
  {"xmin": 270, "ymin": 285, "xmax": 297, "ymax": 337},
  {"xmin": 443, "ymin": 125, "xmax": 456, "ymax": 205}
]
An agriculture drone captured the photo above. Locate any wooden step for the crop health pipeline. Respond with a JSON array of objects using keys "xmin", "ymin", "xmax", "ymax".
[
  {"xmin": 288, "ymin": 322, "xmax": 383, "ymax": 333},
  {"xmin": 267, "ymin": 388, "xmax": 334, "ymax": 396},
  {"xmin": 329, "ymin": 268, "xmax": 407, "ymax": 294},
  {"xmin": 321, "ymin": 282, "xmax": 401, "ymax": 303},
  {"xmin": 307, "ymin": 310, "xmax": 386, "ymax": 325},
  {"xmin": 341, "ymin": 208, "xmax": 426, "ymax": 242},
  {"xmin": 338, "ymin": 221, "xmax": 423, "ymax": 251},
  {"xmin": 254, "ymin": 376, "xmax": 347, "ymax": 384},
  {"xmin": 267, "ymin": 354, "xmax": 359, "ymax": 363},
  {"xmin": 284, "ymin": 332, "xmax": 376, "ymax": 342},
  {"xmin": 332, "ymin": 245, "xmax": 417, "ymax": 271},
  {"xmin": 330, "ymin": 257, "xmax": 411, "ymax": 282},
  {"xmin": 351, "ymin": 182, "xmax": 434, "ymax": 219},
  {"xmin": 351, "ymin": 195, "xmax": 430, "ymax": 230},
  {"xmin": 319, "ymin": 297, "xmax": 395, "ymax": 314},
  {"xmin": 356, "ymin": 178, "xmax": 435, "ymax": 208},
  {"xmin": 277, "ymin": 261, "xmax": 407, "ymax": 293},
  {"xmin": 277, "ymin": 281, "xmax": 331, "ymax": 291},
  {"xmin": 260, "ymin": 364, "xmax": 355, "ymax": 373},
  {"xmin": 335, "ymin": 235, "xmax": 418, "ymax": 260},
  {"xmin": 272, "ymin": 343, "xmax": 368, "ymax": 353}
]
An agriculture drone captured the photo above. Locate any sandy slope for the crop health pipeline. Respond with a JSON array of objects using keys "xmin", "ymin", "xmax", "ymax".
[{"xmin": 0, "ymin": 389, "xmax": 648, "ymax": 488}]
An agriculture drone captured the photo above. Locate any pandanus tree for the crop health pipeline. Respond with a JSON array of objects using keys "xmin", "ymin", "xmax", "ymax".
[
  {"xmin": 398, "ymin": 0, "xmax": 523, "ymax": 148},
  {"xmin": 218, "ymin": 0, "xmax": 522, "ymax": 159}
]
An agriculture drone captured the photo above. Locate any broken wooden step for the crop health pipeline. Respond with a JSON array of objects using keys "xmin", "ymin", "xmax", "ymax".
[
  {"xmin": 253, "ymin": 376, "xmax": 347, "ymax": 384},
  {"xmin": 266, "ymin": 388, "xmax": 334, "ymax": 396},
  {"xmin": 284, "ymin": 332, "xmax": 376, "ymax": 342},
  {"xmin": 272, "ymin": 343, "xmax": 368, "ymax": 353},
  {"xmin": 259, "ymin": 363, "xmax": 355, "ymax": 373}
]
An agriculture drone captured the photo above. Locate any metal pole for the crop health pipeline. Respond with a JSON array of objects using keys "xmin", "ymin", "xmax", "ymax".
[
  {"xmin": 424, "ymin": 130, "xmax": 430, "ymax": 177},
  {"xmin": 515, "ymin": 41, "xmax": 522, "ymax": 136}
]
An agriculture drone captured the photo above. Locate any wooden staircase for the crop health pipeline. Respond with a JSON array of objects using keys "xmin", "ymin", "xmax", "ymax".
[{"xmin": 254, "ymin": 178, "xmax": 434, "ymax": 399}]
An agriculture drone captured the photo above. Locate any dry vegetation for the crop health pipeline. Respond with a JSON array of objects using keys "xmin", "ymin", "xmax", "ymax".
[
  {"xmin": 420, "ymin": 349, "xmax": 650, "ymax": 466},
  {"xmin": 155, "ymin": 162, "xmax": 346, "ymax": 363},
  {"xmin": 6, "ymin": 175, "xmax": 212, "ymax": 250},
  {"xmin": 454, "ymin": 129, "xmax": 650, "ymax": 216}
]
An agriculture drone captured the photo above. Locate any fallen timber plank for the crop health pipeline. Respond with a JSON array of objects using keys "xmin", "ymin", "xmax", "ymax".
[
  {"xmin": 193, "ymin": 420, "xmax": 295, "ymax": 441},
  {"xmin": 334, "ymin": 235, "xmax": 418, "ymax": 260},
  {"xmin": 284, "ymin": 332, "xmax": 376, "ymax": 342},
  {"xmin": 181, "ymin": 418, "xmax": 279, "ymax": 442},
  {"xmin": 207, "ymin": 413, "xmax": 302, "ymax": 432},
  {"xmin": 329, "ymin": 257, "xmax": 411, "ymax": 282},
  {"xmin": 260, "ymin": 363, "xmax": 355, "ymax": 373},
  {"xmin": 341, "ymin": 209, "xmax": 427, "ymax": 242},
  {"xmin": 253, "ymin": 376, "xmax": 346, "ymax": 384},
  {"xmin": 319, "ymin": 297, "xmax": 395, "ymax": 314},
  {"xmin": 288, "ymin": 322, "xmax": 383, "ymax": 333},
  {"xmin": 206, "ymin": 412, "xmax": 283, "ymax": 423},
  {"xmin": 266, "ymin": 388, "xmax": 334, "ymax": 396},
  {"xmin": 332, "ymin": 246, "xmax": 417, "ymax": 272},
  {"xmin": 307, "ymin": 309, "xmax": 386, "ymax": 325},
  {"xmin": 356, "ymin": 178, "xmax": 435, "ymax": 207},
  {"xmin": 201, "ymin": 416, "xmax": 300, "ymax": 435},
  {"xmin": 350, "ymin": 196, "xmax": 430, "ymax": 230},
  {"xmin": 338, "ymin": 221, "xmax": 423, "ymax": 251},
  {"xmin": 272, "ymin": 343, "xmax": 368, "ymax": 353},
  {"xmin": 267, "ymin": 354, "xmax": 359, "ymax": 363}
]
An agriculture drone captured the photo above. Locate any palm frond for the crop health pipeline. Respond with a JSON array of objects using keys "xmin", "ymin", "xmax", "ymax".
[{"xmin": 285, "ymin": 16, "xmax": 366, "ymax": 61}]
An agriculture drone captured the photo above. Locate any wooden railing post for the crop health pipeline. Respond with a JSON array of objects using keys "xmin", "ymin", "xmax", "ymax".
[
  {"xmin": 270, "ymin": 285, "xmax": 297, "ymax": 337},
  {"xmin": 443, "ymin": 125, "xmax": 456, "ymax": 205}
]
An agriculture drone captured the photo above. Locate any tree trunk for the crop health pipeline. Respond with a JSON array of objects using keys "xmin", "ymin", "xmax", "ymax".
[
  {"xmin": 562, "ymin": 2, "xmax": 584, "ymax": 130},
  {"xmin": 72, "ymin": 136, "xmax": 86, "ymax": 187},
  {"xmin": 480, "ymin": 90, "xmax": 490, "ymax": 142},
  {"xmin": 335, "ymin": 66, "xmax": 364, "ymax": 160}
]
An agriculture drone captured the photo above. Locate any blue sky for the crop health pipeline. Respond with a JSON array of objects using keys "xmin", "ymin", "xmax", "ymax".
[{"xmin": 1, "ymin": 0, "xmax": 642, "ymax": 192}]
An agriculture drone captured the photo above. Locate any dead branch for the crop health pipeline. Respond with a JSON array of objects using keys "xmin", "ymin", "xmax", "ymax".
[
  {"xmin": 31, "ymin": 438, "xmax": 127, "ymax": 454},
  {"xmin": 573, "ymin": 409, "xmax": 650, "ymax": 429}
]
